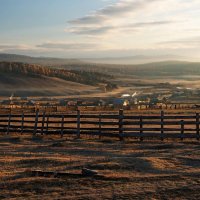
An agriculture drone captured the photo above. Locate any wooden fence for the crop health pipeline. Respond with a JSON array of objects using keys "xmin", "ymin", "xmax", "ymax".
[
  {"xmin": 1, "ymin": 102, "xmax": 200, "ymax": 114},
  {"xmin": 0, "ymin": 110, "xmax": 200, "ymax": 141}
]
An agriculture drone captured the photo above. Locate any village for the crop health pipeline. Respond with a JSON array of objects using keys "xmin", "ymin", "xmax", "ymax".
[{"xmin": 1, "ymin": 83, "xmax": 200, "ymax": 112}]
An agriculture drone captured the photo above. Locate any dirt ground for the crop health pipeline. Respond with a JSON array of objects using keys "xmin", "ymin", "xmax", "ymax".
[{"xmin": 0, "ymin": 134, "xmax": 200, "ymax": 200}]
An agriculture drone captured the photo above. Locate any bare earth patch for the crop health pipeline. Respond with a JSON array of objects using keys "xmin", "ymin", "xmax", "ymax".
[{"xmin": 0, "ymin": 134, "xmax": 200, "ymax": 199}]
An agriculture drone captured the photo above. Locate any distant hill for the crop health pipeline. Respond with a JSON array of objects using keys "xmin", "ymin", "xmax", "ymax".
[
  {"xmin": 1, "ymin": 53, "xmax": 200, "ymax": 78},
  {"xmin": 0, "ymin": 62, "xmax": 114, "ymax": 85},
  {"xmin": 0, "ymin": 62, "xmax": 116, "ymax": 96},
  {"xmin": 122, "ymin": 61, "xmax": 200, "ymax": 77},
  {"xmin": 86, "ymin": 60, "xmax": 200, "ymax": 77},
  {"xmin": 82, "ymin": 55, "xmax": 188, "ymax": 65},
  {"xmin": 0, "ymin": 53, "xmax": 84, "ymax": 66}
]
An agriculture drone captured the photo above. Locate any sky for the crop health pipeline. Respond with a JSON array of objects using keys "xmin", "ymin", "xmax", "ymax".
[{"xmin": 0, "ymin": 0, "xmax": 200, "ymax": 60}]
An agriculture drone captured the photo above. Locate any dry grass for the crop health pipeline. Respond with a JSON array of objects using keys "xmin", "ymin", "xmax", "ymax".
[{"xmin": 0, "ymin": 134, "xmax": 200, "ymax": 199}]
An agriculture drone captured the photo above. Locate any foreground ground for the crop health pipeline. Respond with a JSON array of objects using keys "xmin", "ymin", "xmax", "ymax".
[{"xmin": 0, "ymin": 134, "xmax": 200, "ymax": 199}]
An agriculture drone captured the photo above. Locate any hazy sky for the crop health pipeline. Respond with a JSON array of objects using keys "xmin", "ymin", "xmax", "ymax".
[{"xmin": 0, "ymin": 0, "xmax": 200, "ymax": 59}]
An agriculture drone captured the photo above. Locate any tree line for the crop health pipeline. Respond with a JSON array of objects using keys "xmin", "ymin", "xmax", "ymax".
[{"xmin": 0, "ymin": 62, "xmax": 117, "ymax": 88}]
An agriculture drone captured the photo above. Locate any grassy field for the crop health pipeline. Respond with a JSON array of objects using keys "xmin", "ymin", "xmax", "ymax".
[
  {"xmin": 0, "ymin": 134, "xmax": 200, "ymax": 199},
  {"xmin": 0, "ymin": 73, "xmax": 100, "ymax": 97}
]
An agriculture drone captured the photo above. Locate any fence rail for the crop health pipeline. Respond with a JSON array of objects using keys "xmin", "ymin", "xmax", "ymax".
[{"xmin": 0, "ymin": 109, "xmax": 200, "ymax": 141}]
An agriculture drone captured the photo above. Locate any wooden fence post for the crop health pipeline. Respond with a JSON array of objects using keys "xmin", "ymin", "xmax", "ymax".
[
  {"xmin": 7, "ymin": 112, "xmax": 11, "ymax": 135},
  {"xmin": 45, "ymin": 115, "xmax": 49, "ymax": 134},
  {"xmin": 41, "ymin": 112, "xmax": 46, "ymax": 135},
  {"xmin": 119, "ymin": 109, "xmax": 124, "ymax": 141},
  {"xmin": 180, "ymin": 120, "xmax": 184, "ymax": 141},
  {"xmin": 61, "ymin": 115, "xmax": 64, "ymax": 138},
  {"xmin": 140, "ymin": 116, "xmax": 143, "ymax": 141},
  {"xmin": 161, "ymin": 111, "xmax": 164, "ymax": 141},
  {"xmin": 77, "ymin": 110, "xmax": 81, "ymax": 138},
  {"xmin": 99, "ymin": 114, "xmax": 102, "ymax": 139},
  {"xmin": 196, "ymin": 113, "xmax": 199, "ymax": 141},
  {"xmin": 33, "ymin": 109, "xmax": 39, "ymax": 135},
  {"xmin": 21, "ymin": 112, "xmax": 24, "ymax": 135}
]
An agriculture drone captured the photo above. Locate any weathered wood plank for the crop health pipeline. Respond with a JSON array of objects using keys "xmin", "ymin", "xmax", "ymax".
[
  {"xmin": 80, "ymin": 121, "xmax": 118, "ymax": 125},
  {"xmin": 124, "ymin": 115, "xmax": 196, "ymax": 120},
  {"xmin": 122, "ymin": 120, "xmax": 198, "ymax": 126},
  {"xmin": 123, "ymin": 132, "xmax": 197, "ymax": 138},
  {"xmin": 81, "ymin": 114, "xmax": 119, "ymax": 119}
]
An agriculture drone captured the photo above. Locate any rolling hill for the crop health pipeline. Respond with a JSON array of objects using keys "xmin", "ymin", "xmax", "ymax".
[
  {"xmin": 0, "ymin": 62, "xmax": 116, "ymax": 96},
  {"xmin": 0, "ymin": 53, "xmax": 84, "ymax": 66},
  {"xmin": 1, "ymin": 54, "xmax": 200, "ymax": 97},
  {"xmin": 120, "ymin": 61, "xmax": 200, "ymax": 77},
  {"xmin": 1, "ymin": 53, "xmax": 200, "ymax": 78}
]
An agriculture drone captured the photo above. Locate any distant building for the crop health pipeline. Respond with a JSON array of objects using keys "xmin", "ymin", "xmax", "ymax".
[
  {"xmin": 59, "ymin": 99, "xmax": 67, "ymax": 106},
  {"xmin": 113, "ymin": 98, "xmax": 130, "ymax": 107},
  {"xmin": 25, "ymin": 100, "xmax": 35, "ymax": 107},
  {"xmin": 121, "ymin": 94, "xmax": 131, "ymax": 98},
  {"xmin": 123, "ymin": 99, "xmax": 130, "ymax": 107},
  {"xmin": 1, "ymin": 100, "xmax": 11, "ymax": 105},
  {"xmin": 113, "ymin": 98, "xmax": 124, "ymax": 106},
  {"xmin": 98, "ymin": 99, "xmax": 106, "ymax": 106},
  {"xmin": 68, "ymin": 101, "xmax": 77, "ymax": 106},
  {"xmin": 20, "ymin": 97, "xmax": 28, "ymax": 101}
]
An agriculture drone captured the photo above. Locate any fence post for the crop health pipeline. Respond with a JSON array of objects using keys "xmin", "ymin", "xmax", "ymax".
[
  {"xmin": 160, "ymin": 111, "xmax": 164, "ymax": 141},
  {"xmin": 33, "ymin": 109, "xmax": 39, "ymax": 135},
  {"xmin": 99, "ymin": 114, "xmax": 102, "ymax": 139},
  {"xmin": 21, "ymin": 112, "xmax": 24, "ymax": 135},
  {"xmin": 180, "ymin": 120, "xmax": 184, "ymax": 141},
  {"xmin": 45, "ymin": 115, "xmax": 49, "ymax": 134},
  {"xmin": 41, "ymin": 112, "xmax": 46, "ymax": 135},
  {"xmin": 7, "ymin": 112, "xmax": 11, "ymax": 135},
  {"xmin": 77, "ymin": 110, "xmax": 81, "ymax": 138},
  {"xmin": 140, "ymin": 116, "xmax": 143, "ymax": 141},
  {"xmin": 119, "ymin": 109, "xmax": 124, "ymax": 141},
  {"xmin": 196, "ymin": 113, "xmax": 199, "ymax": 141},
  {"xmin": 61, "ymin": 115, "xmax": 64, "ymax": 138}
]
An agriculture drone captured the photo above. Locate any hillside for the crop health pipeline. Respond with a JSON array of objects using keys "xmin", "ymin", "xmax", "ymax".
[
  {"xmin": 82, "ymin": 55, "xmax": 189, "ymax": 64},
  {"xmin": 0, "ymin": 73, "xmax": 100, "ymax": 97},
  {"xmin": 97, "ymin": 61, "xmax": 200, "ymax": 78},
  {"xmin": 121, "ymin": 61, "xmax": 200, "ymax": 77},
  {"xmin": 0, "ymin": 53, "xmax": 83, "ymax": 66},
  {"xmin": 1, "ymin": 54, "xmax": 200, "ymax": 77},
  {"xmin": 0, "ymin": 62, "xmax": 114, "ymax": 85},
  {"xmin": 0, "ymin": 62, "xmax": 116, "ymax": 96}
]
